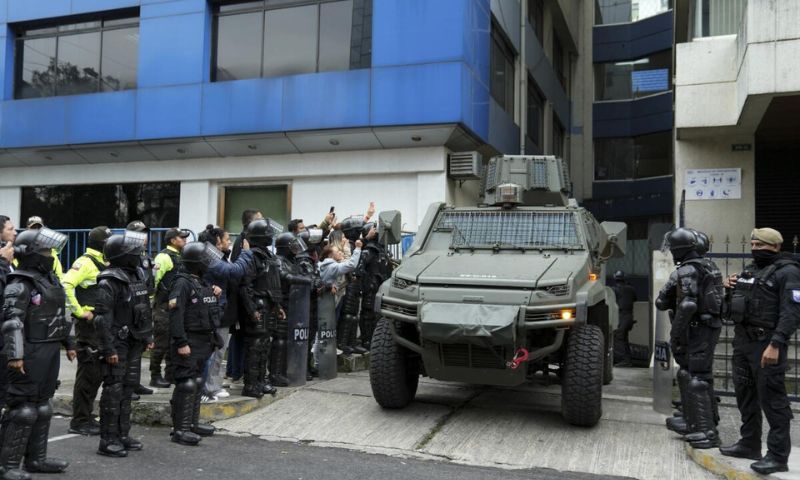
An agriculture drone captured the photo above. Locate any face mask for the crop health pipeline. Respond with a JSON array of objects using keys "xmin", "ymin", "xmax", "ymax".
[{"xmin": 752, "ymin": 249, "xmax": 778, "ymax": 268}]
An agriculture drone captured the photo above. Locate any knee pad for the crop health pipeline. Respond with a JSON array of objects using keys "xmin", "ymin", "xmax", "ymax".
[
  {"xmin": 35, "ymin": 401, "xmax": 53, "ymax": 421},
  {"xmin": 677, "ymin": 369, "xmax": 691, "ymax": 385},
  {"xmin": 175, "ymin": 378, "xmax": 196, "ymax": 394},
  {"xmin": 7, "ymin": 404, "xmax": 38, "ymax": 426},
  {"xmin": 689, "ymin": 377, "xmax": 710, "ymax": 394}
]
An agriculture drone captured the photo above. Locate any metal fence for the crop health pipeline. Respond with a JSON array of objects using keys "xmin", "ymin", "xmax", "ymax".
[
  {"xmin": 707, "ymin": 235, "xmax": 800, "ymax": 400},
  {"xmin": 56, "ymin": 228, "xmax": 197, "ymax": 269}
]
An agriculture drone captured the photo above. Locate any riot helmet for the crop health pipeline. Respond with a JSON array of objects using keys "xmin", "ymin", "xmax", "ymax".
[
  {"xmin": 104, "ymin": 231, "xmax": 147, "ymax": 269},
  {"xmin": 88, "ymin": 226, "xmax": 112, "ymax": 252},
  {"xmin": 275, "ymin": 233, "xmax": 307, "ymax": 258},
  {"xmin": 340, "ymin": 217, "xmax": 364, "ymax": 243},
  {"xmin": 361, "ymin": 222, "xmax": 376, "ymax": 240},
  {"xmin": 691, "ymin": 229, "xmax": 710, "ymax": 256},
  {"xmin": 613, "ymin": 270, "xmax": 625, "ymax": 282},
  {"xmin": 297, "ymin": 228, "xmax": 323, "ymax": 249},
  {"xmin": 246, "ymin": 218, "xmax": 283, "ymax": 248},
  {"xmin": 14, "ymin": 228, "xmax": 68, "ymax": 273},
  {"xmin": 666, "ymin": 228, "xmax": 697, "ymax": 264},
  {"xmin": 181, "ymin": 241, "xmax": 223, "ymax": 275}
]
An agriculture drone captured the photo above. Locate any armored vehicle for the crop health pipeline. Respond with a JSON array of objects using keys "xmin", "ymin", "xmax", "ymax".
[{"xmin": 369, "ymin": 155, "xmax": 626, "ymax": 427}]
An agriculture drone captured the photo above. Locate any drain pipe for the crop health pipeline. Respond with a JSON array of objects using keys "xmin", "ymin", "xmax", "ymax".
[{"xmin": 519, "ymin": 0, "xmax": 528, "ymax": 155}]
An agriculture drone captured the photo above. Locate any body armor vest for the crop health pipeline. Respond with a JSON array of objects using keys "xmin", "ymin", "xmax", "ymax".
[
  {"xmin": 9, "ymin": 271, "xmax": 70, "ymax": 343},
  {"xmin": 155, "ymin": 248, "xmax": 181, "ymax": 304},
  {"xmin": 682, "ymin": 258, "xmax": 724, "ymax": 319},
  {"xmin": 246, "ymin": 249, "xmax": 282, "ymax": 334},
  {"xmin": 74, "ymin": 254, "xmax": 106, "ymax": 345},
  {"xmin": 729, "ymin": 259, "xmax": 796, "ymax": 329},
  {"xmin": 129, "ymin": 267, "xmax": 153, "ymax": 340},
  {"xmin": 176, "ymin": 273, "xmax": 219, "ymax": 333}
]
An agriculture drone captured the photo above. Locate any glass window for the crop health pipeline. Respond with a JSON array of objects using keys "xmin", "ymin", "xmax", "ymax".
[
  {"xmin": 594, "ymin": 131, "xmax": 672, "ymax": 180},
  {"xmin": 595, "ymin": 0, "xmax": 672, "ymax": 25},
  {"xmin": 214, "ymin": 12, "xmax": 263, "ymax": 81},
  {"xmin": 553, "ymin": 34, "xmax": 566, "ymax": 90},
  {"xmin": 213, "ymin": 0, "xmax": 370, "ymax": 82},
  {"xmin": 14, "ymin": 14, "xmax": 139, "ymax": 99},
  {"xmin": 528, "ymin": 0, "xmax": 543, "ymax": 45},
  {"xmin": 100, "ymin": 27, "xmax": 139, "ymax": 91},
  {"xmin": 691, "ymin": 0, "xmax": 746, "ymax": 39},
  {"xmin": 20, "ymin": 182, "xmax": 180, "ymax": 229},
  {"xmin": 595, "ymin": 50, "xmax": 671, "ymax": 101},
  {"xmin": 16, "ymin": 37, "xmax": 57, "ymax": 99},
  {"xmin": 490, "ymin": 24, "xmax": 515, "ymax": 115},
  {"xmin": 319, "ymin": 0, "xmax": 353, "ymax": 72},
  {"xmin": 57, "ymin": 32, "xmax": 101, "ymax": 95},
  {"xmin": 527, "ymin": 78, "xmax": 544, "ymax": 150},
  {"xmin": 552, "ymin": 115, "xmax": 565, "ymax": 159},
  {"xmin": 263, "ymin": 5, "xmax": 318, "ymax": 78}
]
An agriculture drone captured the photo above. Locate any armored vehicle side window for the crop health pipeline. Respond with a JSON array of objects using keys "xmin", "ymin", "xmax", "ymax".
[{"xmin": 435, "ymin": 210, "xmax": 582, "ymax": 250}]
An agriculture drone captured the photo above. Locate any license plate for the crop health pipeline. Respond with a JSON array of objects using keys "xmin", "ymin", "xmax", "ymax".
[{"xmin": 654, "ymin": 342, "xmax": 670, "ymax": 363}]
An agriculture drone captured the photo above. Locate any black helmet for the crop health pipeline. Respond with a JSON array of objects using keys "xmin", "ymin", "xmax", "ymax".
[
  {"xmin": 104, "ymin": 231, "xmax": 147, "ymax": 268},
  {"xmin": 666, "ymin": 228, "xmax": 697, "ymax": 263},
  {"xmin": 181, "ymin": 241, "xmax": 223, "ymax": 273},
  {"xmin": 13, "ymin": 227, "xmax": 67, "ymax": 258},
  {"xmin": 613, "ymin": 270, "xmax": 625, "ymax": 281},
  {"xmin": 691, "ymin": 229, "xmax": 710, "ymax": 256},
  {"xmin": 275, "ymin": 233, "xmax": 307, "ymax": 257},
  {"xmin": 246, "ymin": 218, "xmax": 282, "ymax": 248},
  {"xmin": 297, "ymin": 228, "xmax": 323, "ymax": 248},
  {"xmin": 88, "ymin": 226, "xmax": 112, "ymax": 251},
  {"xmin": 361, "ymin": 222, "xmax": 376, "ymax": 239},
  {"xmin": 341, "ymin": 217, "xmax": 364, "ymax": 242}
]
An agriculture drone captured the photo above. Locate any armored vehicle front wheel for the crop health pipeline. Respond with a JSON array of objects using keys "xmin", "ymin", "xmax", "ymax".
[
  {"xmin": 561, "ymin": 324, "xmax": 604, "ymax": 427},
  {"xmin": 369, "ymin": 316, "xmax": 420, "ymax": 409}
]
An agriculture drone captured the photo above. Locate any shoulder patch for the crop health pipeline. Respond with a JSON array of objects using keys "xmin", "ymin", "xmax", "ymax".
[
  {"xmin": 71, "ymin": 260, "xmax": 83, "ymax": 271},
  {"xmin": 793, "ymin": 290, "xmax": 800, "ymax": 303},
  {"xmin": 168, "ymin": 298, "xmax": 178, "ymax": 309}
]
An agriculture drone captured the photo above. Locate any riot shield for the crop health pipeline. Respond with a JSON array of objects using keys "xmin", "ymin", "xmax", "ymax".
[
  {"xmin": 286, "ymin": 282, "xmax": 311, "ymax": 387},
  {"xmin": 652, "ymin": 308, "xmax": 674, "ymax": 414},
  {"xmin": 316, "ymin": 291, "xmax": 338, "ymax": 380}
]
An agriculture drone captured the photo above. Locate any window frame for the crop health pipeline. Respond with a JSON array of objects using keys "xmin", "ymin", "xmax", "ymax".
[
  {"xmin": 593, "ymin": 131, "xmax": 674, "ymax": 181},
  {"xmin": 594, "ymin": 49, "xmax": 672, "ymax": 102},
  {"xmin": 13, "ymin": 10, "xmax": 140, "ymax": 99},
  {"xmin": 211, "ymin": 0, "xmax": 370, "ymax": 82},
  {"xmin": 526, "ymin": 76, "xmax": 545, "ymax": 152},
  {"xmin": 528, "ymin": 0, "xmax": 544, "ymax": 45},
  {"xmin": 490, "ymin": 20, "xmax": 516, "ymax": 115}
]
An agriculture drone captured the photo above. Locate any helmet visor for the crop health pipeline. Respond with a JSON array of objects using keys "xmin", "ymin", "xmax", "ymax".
[
  {"xmin": 289, "ymin": 237, "xmax": 307, "ymax": 255},
  {"xmin": 122, "ymin": 230, "xmax": 147, "ymax": 252},
  {"xmin": 306, "ymin": 228, "xmax": 323, "ymax": 245},
  {"xmin": 199, "ymin": 243, "xmax": 224, "ymax": 268},
  {"xmin": 34, "ymin": 228, "xmax": 68, "ymax": 253},
  {"xmin": 267, "ymin": 218, "xmax": 284, "ymax": 236}
]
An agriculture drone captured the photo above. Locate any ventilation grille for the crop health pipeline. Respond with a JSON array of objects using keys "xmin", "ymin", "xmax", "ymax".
[
  {"xmin": 448, "ymin": 152, "xmax": 482, "ymax": 180},
  {"xmin": 440, "ymin": 344, "xmax": 506, "ymax": 369}
]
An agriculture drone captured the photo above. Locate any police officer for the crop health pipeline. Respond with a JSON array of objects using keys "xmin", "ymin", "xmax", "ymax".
[
  {"xmin": 63, "ymin": 226, "xmax": 110, "ymax": 436},
  {"xmin": 150, "ymin": 228, "xmax": 190, "ymax": 388},
  {"xmin": 612, "ymin": 270, "xmax": 638, "ymax": 367},
  {"xmin": 126, "ymin": 220, "xmax": 156, "ymax": 397},
  {"xmin": 338, "ymin": 217, "xmax": 367, "ymax": 355},
  {"xmin": 0, "ymin": 216, "xmax": 15, "ymax": 412},
  {"xmin": 272, "ymin": 233, "xmax": 311, "ymax": 386},
  {"xmin": 356, "ymin": 223, "xmax": 390, "ymax": 351},
  {"xmin": 238, "ymin": 219, "xmax": 283, "ymax": 398},
  {"xmin": 94, "ymin": 231, "xmax": 154, "ymax": 457},
  {"xmin": 168, "ymin": 242, "xmax": 223, "ymax": 446},
  {"xmin": 296, "ymin": 228, "xmax": 325, "ymax": 379},
  {"xmin": 1, "ymin": 228, "xmax": 74, "ymax": 479},
  {"xmin": 719, "ymin": 228, "xmax": 800, "ymax": 475},
  {"xmin": 21, "ymin": 217, "xmax": 65, "ymax": 282},
  {"xmin": 655, "ymin": 228, "xmax": 723, "ymax": 449}
]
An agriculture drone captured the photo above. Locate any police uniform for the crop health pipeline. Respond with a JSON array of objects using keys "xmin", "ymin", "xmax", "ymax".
[
  {"xmin": 722, "ymin": 228, "xmax": 800, "ymax": 473},
  {"xmin": 151, "ymin": 243, "xmax": 182, "ymax": 385},
  {"xmin": 612, "ymin": 276, "xmax": 638, "ymax": 365},
  {"xmin": 357, "ymin": 236, "xmax": 391, "ymax": 351},
  {"xmin": 62, "ymin": 245, "xmax": 107, "ymax": 434}
]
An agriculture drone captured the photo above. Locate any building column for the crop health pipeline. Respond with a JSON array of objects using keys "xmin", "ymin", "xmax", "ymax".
[
  {"xmin": 0, "ymin": 186, "xmax": 21, "ymax": 224},
  {"xmin": 179, "ymin": 180, "xmax": 215, "ymax": 236}
]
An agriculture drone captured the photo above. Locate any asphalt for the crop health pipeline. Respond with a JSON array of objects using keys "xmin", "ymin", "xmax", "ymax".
[{"xmin": 45, "ymin": 417, "xmax": 630, "ymax": 480}]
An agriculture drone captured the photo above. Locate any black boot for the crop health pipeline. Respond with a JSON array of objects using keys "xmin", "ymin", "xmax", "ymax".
[
  {"xmin": 269, "ymin": 338, "xmax": 289, "ymax": 387},
  {"xmin": 119, "ymin": 387, "xmax": 142, "ymax": 451},
  {"xmin": 149, "ymin": 374, "xmax": 170, "ymax": 388},
  {"xmin": 242, "ymin": 339, "xmax": 264, "ymax": 399},
  {"xmin": 23, "ymin": 402, "xmax": 68, "ymax": 473},
  {"xmin": 135, "ymin": 384, "xmax": 154, "ymax": 395},
  {"xmin": 0, "ymin": 404, "xmax": 36, "ymax": 480},
  {"xmin": 751, "ymin": 453, "xmax": 789, "ymax": 474},
  {"xmin": 191, "ymin": 378, "xmax": 215, "ymax": 437},
  {"xmin": 337, "ymin": 314, "xmax": 354, "ymax": 355},
  {"xmin": 719, "ymin": 441, "xmax": 762, "ymax": 460},
  {"xmin": 667, "ymin": 369, "xmax": 692, "ymax": 435},
  {"xmin": 259, "ymin": 343, "xmax": 277, "ymax": 395},
  {"xmin": 684, "ymin": 378, "xmax": 720, "ymax": 449},
  {"xmin": 97, "ymin": 383, "xmax": 127, "ymax": 458},
  {"xmin": 170, "ymin": 379, "xmax": 201, "ymax": 446}
]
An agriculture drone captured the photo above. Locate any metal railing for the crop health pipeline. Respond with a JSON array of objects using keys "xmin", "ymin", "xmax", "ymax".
[
  {"xmin": 707, "ymin": 235, "xmax": 800, "ymax": 400},
  {"xmin": 56, "ymin": 228, "xmax": 197, "ymax": 269}
]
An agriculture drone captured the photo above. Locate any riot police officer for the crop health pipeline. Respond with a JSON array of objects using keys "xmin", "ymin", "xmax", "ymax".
[
  {"xmin": 272, "ymin": 233, "xmax": 311, "ymax": 386},
  {"xmin": 655, "ymin": 228, "xmax": 723, "ymax": 449},
  {"xmin": 94, "ymin": 231, "xmax": 154, "ymax": 457},
  {"xmin": 720, "ymin": 228, "xmax": 800, "ymax": 475},
  {"xmin": 338, "ymin": 217, "xmax": 366, "ymax": 355},
  {"xmin": 168, "ymin": 242, "xmax": 223, "ymax": 446},
  {"xmin": 126, "ymin": 220, "xmax": 156, "ymax": 398},
  {"xmin": 238, "ymin": 219, "xmax": 284, "ymax": 398},
  {"xmin": 296, "ymin": 228, "xmax": 325, "ymax": 379},
  {"xmin": 612, "ymin": 271, "xmax": 637, "ymax": 367},
  {"xmin": 1, "ymin": 228, "xmax": 74, "ymax": 479},
  {"xmin": 356, "ymin": 223, "xmax": 390, "ymax": 351}
]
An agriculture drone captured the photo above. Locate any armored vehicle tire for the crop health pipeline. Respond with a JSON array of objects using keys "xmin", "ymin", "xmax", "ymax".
[
  {"xmin": 561, "ymin": 324, "xmax": 604, "ymax": 427},
  {"xmin": 603, "ymin": 342, "xmax": 614, "ymax": 385},
  {"xmin": 370, "ymin": 316, "xmax": 420, "ymax": 409}
]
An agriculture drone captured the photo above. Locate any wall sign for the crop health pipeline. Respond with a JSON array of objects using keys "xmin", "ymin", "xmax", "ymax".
[{"xmin": 685, "ymin": 168, "xmax": 741, "ymax": 200}]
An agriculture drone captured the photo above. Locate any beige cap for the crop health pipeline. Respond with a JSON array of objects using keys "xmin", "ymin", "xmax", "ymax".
[{"xmin": 751, "ymin": 227, "xmax": 784, "ymax": 246}]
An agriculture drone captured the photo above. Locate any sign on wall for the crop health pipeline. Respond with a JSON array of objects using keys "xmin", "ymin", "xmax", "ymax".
[{"xmin": 685, "ymin": 168, "xmax": 741, "ymax": 200}]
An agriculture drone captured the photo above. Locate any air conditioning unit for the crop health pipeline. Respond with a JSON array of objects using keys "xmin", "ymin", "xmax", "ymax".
[{"xmin": 448, "ymin": 151, "xmax": 482, "ymax": 180}]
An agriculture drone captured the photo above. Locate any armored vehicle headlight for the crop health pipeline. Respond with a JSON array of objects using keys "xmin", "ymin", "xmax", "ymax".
[
  {"xmin": 497, "ymin": 183, "xmax": 523, "ymax": 206},
  {"xmin": 560, "ymin": 309, "xmax": 574, "ymax": 320}
]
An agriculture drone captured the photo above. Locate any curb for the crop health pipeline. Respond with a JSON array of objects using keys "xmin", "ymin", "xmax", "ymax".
[{"xmin": 685, "ymin": 443, "xmax": 761, "ymax": 480}]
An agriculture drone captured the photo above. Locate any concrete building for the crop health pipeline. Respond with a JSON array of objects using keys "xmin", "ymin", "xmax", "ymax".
[
  {"xmin": 674, "ymin": 0, "xmax": 800, "ymax": 249},
  {"xmin": 0, "ymin": 0, "xmax": 594, "ymax": 236}
]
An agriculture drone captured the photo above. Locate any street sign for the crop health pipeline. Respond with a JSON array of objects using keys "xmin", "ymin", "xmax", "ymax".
[{"xmin": 685, "ymin": 168, "xmax": 741, "ymax": 200}]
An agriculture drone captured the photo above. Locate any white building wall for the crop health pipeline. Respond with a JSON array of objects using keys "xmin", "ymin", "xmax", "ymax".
[{"xmin": 0, "ymin": 187, "xmax": 21, "ymax": 225}]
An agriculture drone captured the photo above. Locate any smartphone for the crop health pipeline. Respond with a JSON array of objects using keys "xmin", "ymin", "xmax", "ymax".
[{"xmin": 329, "ymin": 206, "xmax": 335, "ymax": 214}]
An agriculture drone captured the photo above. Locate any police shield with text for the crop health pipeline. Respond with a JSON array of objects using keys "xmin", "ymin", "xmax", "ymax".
[
  {"xmin": 168, "ymin": 242, "xmax": 223, "ymax": 446},
  {"xmin": 1, "ymin": 228, "xmax": 73, "ymax": 480},
  {"xmin": 94, "ymin": 231, "xmax": 153, "ymax": 457},
  {"xmin": 239, "ymin": 218, "xmax": 284, "ymax": 398},
  {"xmin": 275, "ymin": 233, "xmax": 311, "ymax": 387},
  {"xmin": 656, "ymin": 228, "xmax": 723, "ymax": 449},
  {"xmin": 720, "ymin": 228, "xmax": 800, "ymax": 475}
]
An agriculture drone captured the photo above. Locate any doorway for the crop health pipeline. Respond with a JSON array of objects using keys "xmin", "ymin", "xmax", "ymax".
[{"xmin": 220, "ymin": 184, "xmax": 290, "ymax": 234}]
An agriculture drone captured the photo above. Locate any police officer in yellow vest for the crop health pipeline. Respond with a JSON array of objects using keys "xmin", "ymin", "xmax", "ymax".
[
  {"xmin": 15, "ymin": 217, "xmax": 64, "ymax": 282},
  {"xmin": 62, "ymin": 226, "xmax": 111, "ymax": 436},
  {"xmin": 150, "ymin": 228, "xmax": 190, "ymax": 387}
]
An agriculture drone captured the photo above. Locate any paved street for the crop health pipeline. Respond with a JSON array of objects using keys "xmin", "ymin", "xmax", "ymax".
[{"xmin": 46, "ymin": 417, "xmax": 630, "ymax": 480}]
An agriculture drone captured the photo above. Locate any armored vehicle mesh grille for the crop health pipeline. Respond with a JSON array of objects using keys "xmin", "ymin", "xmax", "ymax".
[
  {"xmin": 524, "ymin": 311, "xmax": 565, "ymax": 322},
  {"xmin": 437, "ymin": 211, "xmax": 582, "ymax": 250},
  {"xmin": 529, "ymin": 158, "xmax": 549, "ymax": 188},
  {"xmin": 440, "ymin": 344, "xmax": 506, "ymax": 369},
  {"xmin": 381, "ymin": 299, "xmax": 418, "ymax": 318}
]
